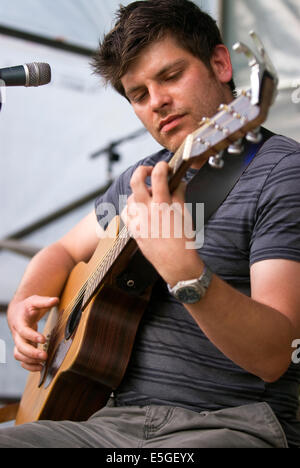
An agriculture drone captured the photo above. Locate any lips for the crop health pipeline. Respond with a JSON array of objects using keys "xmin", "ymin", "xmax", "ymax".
[{"xmin": 159, "ymin": 114, "xmax": 185, "ymax": 133}]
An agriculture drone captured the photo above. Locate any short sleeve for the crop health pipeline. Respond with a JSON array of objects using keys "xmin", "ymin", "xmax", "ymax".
[
  {"xmin": 250, "ymin": 150, "xmax": 300, "ymax": 265},
  {"xmin": 94, "ymin": 164, "xmax": 136, "ymax": 231}
]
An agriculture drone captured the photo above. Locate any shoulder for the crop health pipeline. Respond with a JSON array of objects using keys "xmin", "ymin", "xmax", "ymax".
[
  {"xmin": 241, "ymin": 132, "xmax": 300, "ymax": 189},
  {"xmin": 255, "ymin": 133, "xmax": 300, "ymax": 167},
  {"xmin": 249, "ymin": 134, "xmax": 300, "ymax": 265},
  {"xmin": 257, "ymin": 134, "xmax": 300, "ymax": 187},
  {"xmin": 262, "ymin": 133, "xmax": 300, "ymax": 153}
]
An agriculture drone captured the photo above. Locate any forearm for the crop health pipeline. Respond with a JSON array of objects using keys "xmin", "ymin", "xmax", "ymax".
[
  {"xmin": 141, "ymin": 239, "xmax": 294, "ymax": 382},
  {"xmin": 9, "ymin": 242, "xmax": 76, "ymax": 306},
  {"xmin": 180, "ymin": 260, "xmax": 294, "ymax": 382}
]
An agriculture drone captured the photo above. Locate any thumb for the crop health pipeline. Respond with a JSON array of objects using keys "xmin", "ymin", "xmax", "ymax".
[{"xmin": 25, "ymin": 296, "xmax": 59, "ymax": 317}]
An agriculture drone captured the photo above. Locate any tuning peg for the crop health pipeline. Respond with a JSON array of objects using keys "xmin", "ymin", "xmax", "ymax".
[
  {"xmin": 233, "ymin": 32, "xmax": 278, "ymax": 107},
  {"xmin": 218, "ymin": 103, "xmax": 230, "ymax": 112},
  {"xmin": 246, "ymin": 126, "xmax": 262, "ymax": 143},
  {"xmin": 228, "ymin": 138, "xmax": 244, "ymax": 155},
  {"xmin": 209, "ymin": 151, "xmax": 225, "ymax": 170},
  {"xmin": 249, "ymin": 31, "xmax": 279, "ymax": 93}
]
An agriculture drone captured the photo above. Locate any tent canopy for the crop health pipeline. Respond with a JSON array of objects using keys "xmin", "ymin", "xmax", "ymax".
[
  {"xmin": 0, "ymin": 0, "xmax": 220, "ymax": 49},
  {"xmin": 0, "ymin": 0, "xmax": 127, "ymax": 49}
]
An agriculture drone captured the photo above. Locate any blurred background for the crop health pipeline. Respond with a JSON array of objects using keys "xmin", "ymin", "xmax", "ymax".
[{"xmin": 0, "ymin": 0, "xmax": 299, "ymax": 405}]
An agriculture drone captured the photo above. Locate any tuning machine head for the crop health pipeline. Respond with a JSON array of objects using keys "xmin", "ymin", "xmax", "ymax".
[
  {"xmin": 227, "ymin": 138, "xmax": 244, "ymax": 155},
  {"xmin": 246, "ymin": 126, "xmax": 262, "ymax": 143},
  {"xmin": 233, "ymin": 31, "xmax": 278, "ymax": 107},
  {"xmin": 209, "ymin": 151, "xmax": 225, "ymax": 170}
]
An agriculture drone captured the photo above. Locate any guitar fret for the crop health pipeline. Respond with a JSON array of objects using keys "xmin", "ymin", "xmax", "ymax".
[{"xmin": 83, "ymin": 227, "xmax": 133, "ymax": 307}]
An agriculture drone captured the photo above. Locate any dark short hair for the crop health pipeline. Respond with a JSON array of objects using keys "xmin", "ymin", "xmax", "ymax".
[{"xmin": 92, "ymin": 0, "xmax": 235, "ymax": 97}]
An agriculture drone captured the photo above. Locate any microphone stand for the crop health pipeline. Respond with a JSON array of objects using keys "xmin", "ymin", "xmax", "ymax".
[
  {"xmin": 0, "ymin": 82, "xmax": 7, "ymax": 114},
  {"xmin": 0, "ymin": 86, "xmax": 4, "ymax": 113},
  {"xmin": 90, "ymin": 128, "xmax": 147, "ymax": 183}
]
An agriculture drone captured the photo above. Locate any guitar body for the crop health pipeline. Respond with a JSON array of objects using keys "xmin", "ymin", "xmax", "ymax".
[{"xmin": 16, "ymin": 217, "xmax": 149, "ymax": 425}]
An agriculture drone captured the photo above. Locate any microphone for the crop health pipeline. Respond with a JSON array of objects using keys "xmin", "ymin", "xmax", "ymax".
[{"xmin": 0, "ymin": 62, "xmax": 51, "ymax": 87}]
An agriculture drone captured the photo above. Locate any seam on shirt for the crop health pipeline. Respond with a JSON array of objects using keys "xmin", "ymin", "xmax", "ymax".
[{"xmin": 253, "ymin": 149, "xmax": 300, "ymax": 220}]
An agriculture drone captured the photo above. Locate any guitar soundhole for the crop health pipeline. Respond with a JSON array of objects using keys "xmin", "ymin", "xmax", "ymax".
[{"xmin": 65, "ymin": 296, "xmax": 84, "ymax": 340}]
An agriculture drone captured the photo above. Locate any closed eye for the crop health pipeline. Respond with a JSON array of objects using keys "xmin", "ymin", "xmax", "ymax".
[
  {"xmin": 164, "ymin": 70, "xmax": 182, "ymax": 81},
  {"xmin": 132, "ymin": 91, "xmax": 148, "ymax": 103}
]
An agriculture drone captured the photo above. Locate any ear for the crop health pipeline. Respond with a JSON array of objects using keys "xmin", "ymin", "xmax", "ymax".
[{"xmin": 210, "ymin": 44, "xmax": 233, "ymax": 85}]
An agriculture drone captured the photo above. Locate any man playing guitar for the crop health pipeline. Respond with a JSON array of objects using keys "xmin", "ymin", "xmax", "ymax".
[{"xmin": 1, "ymin": 0, "xmax": 300, "ymax": 448}]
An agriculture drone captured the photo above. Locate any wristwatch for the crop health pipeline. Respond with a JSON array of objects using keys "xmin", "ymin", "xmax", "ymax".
[{"xmin": 167, "ymin": 265, "xmax": 213, "ymax": 304}]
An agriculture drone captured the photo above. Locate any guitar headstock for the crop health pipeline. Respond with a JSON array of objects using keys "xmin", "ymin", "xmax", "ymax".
[
  {"xmin": 170, "ymin": 31, "xmax": 278, "ymax": 173},
  {"xmin": 233, "ymin": 30, "xmax": 279, "ymax": 108}
]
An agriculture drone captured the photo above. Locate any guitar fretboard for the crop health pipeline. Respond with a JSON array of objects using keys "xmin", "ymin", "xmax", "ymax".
[
  {"xmin": 81, "ymin": 142, "xmax": 191, "ymax": 309},
  {"xmin": 82, "ymin": 225, "xmax": 132, "ymax": 309}
]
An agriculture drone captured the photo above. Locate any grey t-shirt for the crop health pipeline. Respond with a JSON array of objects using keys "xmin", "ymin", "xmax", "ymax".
[{"xmin": 95, "ymin": 133, "xmax": 300, "ymax": 446}]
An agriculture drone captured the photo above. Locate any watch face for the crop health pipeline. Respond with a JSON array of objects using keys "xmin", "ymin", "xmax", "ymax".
[{"xmin": 176, "ymin": 285, "xmax": 203, "ymax": 304}]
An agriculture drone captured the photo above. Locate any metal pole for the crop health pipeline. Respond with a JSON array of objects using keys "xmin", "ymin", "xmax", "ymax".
[
  {"xmin": 0, "ymin": 304, "xmax": 8, "ymax": 314},
  {"xmin": 0, "ymin": 240, "xmax": 40, "ymax": 258},
  {"xmin": 2, "ymin": 182, "xmax": 111, "ymax": 243}
]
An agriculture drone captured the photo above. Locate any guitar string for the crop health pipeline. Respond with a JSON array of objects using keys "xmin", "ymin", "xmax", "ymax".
[
  {"xmin": 48, "ymin": 116, "xmax": 219, "ymax": 336},
  {"xmin": 52, "ymin": 224, "xmax": 131, "ymax": 336},
  {"xmin": 53, "ymin": 149, "xmax": 188, "ymax": 336},
  {"xmin": 67, "ymin": 224, "xmax": 129, "ymax": 310},
  {"xmin": 52, "ymin": 231, "xmax": 129, "ymax": 339}
]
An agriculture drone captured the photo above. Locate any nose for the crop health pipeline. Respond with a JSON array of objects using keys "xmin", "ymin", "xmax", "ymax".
[{"xmin": 149, "ymin": 83, "xmax": 172, "ymax": 113}]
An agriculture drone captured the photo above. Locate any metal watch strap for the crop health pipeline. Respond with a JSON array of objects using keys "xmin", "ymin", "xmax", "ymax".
[
  {"xmin": 167, "ymin": 265, "xmax": 213, "ymax": 303},
  {"xmin": 198, "ymin": 265, "xmax": 212, "ymax": 290}
]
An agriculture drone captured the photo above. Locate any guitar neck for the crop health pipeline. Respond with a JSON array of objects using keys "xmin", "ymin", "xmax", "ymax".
[
  {"xmin": 82, "ymin": 226, "xmax": 133, "ymax": 309},
  {"xmin": 81, "ymin": 142, "xmax": 193, "ymax": 309}
]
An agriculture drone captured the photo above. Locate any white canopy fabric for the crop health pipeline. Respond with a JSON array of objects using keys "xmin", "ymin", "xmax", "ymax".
[
  {"xmin": 225, "ymin": 0, "xmax": 300, "ymax": 86},
  {"xmin": 0, "ymin": 0, "xmax": 219, "ymax": 49},
  {"xmin": 0, "ymin": 0, "xmax": 129, "ymax": 49},
  {"xmin": 224, "ymin": 0, "xmax": 299, "ymax": 153}
]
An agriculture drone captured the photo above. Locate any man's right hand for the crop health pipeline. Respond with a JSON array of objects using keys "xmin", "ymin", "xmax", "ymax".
[
  {"xmin": 5, "ymin": 211, "xmax": 100, "ymax": 373},
  {"xmin": 7, "ymin": 296, "xmax": 59, "ymax": 372}
]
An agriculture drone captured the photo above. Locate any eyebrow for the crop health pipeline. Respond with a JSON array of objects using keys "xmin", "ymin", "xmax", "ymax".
[{"xmin": 125, "ymin": 58, "xmax": 187, "ymax": 99}]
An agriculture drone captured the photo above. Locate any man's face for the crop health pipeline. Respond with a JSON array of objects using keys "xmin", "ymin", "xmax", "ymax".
[{"xmin": 121, "ymin": 35, "xmax": 233, "ymax": 153}]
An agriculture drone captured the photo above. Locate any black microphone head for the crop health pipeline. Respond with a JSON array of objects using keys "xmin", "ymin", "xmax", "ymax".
[{"xmin": 25, "ymin": 62, "xmax": 51, "ymax": 87}]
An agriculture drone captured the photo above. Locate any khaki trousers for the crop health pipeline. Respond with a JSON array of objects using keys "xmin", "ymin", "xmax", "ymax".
[{"xmin": 0, "ymin": 402, "xmax": 289, "ymax": 448}]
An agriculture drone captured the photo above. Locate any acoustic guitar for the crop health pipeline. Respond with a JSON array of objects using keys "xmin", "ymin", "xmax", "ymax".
[{"xmin": 15, "ymin": 33, "xmax": 278, "ymax": 424}]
